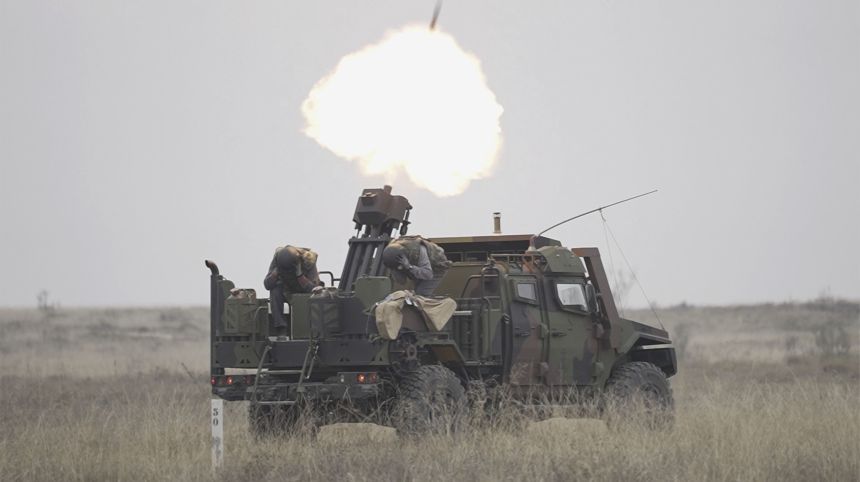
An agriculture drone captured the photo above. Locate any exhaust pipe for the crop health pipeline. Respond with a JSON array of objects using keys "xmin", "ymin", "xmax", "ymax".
[
  {"xmin": 205, "ymin": 259, "xmax": 224, "ymax": 377},
  {"xmin": 493, "ymin": 212, "xmax": 501, "ymax": 234}
]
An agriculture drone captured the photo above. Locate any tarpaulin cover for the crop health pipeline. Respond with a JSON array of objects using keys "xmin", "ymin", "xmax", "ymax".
[{"xmin": 374, "ymin": 290, "xmax": 457, "ymax": 340}]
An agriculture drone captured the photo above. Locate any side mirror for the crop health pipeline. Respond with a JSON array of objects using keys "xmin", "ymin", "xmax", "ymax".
[{"xmin": 585, "ymin": 284, "xmax": 599, "ymax": 314}]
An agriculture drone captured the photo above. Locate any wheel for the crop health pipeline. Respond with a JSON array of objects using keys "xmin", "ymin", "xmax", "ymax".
[
  {"xmin": 392, "ymin": 365, "xmax": 466, "ymax": 435},
  {"xmin": 604, "ymin": 361, "xmax": 674, "ymax": 429}
]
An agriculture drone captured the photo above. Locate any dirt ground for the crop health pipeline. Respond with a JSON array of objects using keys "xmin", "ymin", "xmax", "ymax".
[{"xmin": 0, "ymin": 300, "xmax": 857, "ymax": 481}]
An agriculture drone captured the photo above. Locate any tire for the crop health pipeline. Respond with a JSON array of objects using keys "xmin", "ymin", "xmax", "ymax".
[
  {"xmin": 392, "ymin": 365, "xmax": 466, "ymax": 435},
  {"xmin": 604, "ymin": 361, "xmax": 674, "ymax": 429}
]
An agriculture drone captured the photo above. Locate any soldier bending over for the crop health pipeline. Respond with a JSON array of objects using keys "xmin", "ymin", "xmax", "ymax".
[
  {"xmin": 264, "ymin": 246, "xmax": 321, "ymax": 336},
  {"xmin": 382, "ymin": 236, "xmax": 452, "ymax": 296}
]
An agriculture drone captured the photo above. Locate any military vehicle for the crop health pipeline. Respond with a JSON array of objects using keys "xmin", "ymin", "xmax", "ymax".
[{"xmin": 206, "ymin": 186, "xmax": 676, "ymax": 434}]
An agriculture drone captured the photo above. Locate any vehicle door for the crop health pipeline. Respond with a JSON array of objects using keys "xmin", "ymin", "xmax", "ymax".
[
  {"xmin": 544, "ymin": 278, "xmax": 598, "ymax": 385},
  {"xmin": 505, "ymin": 275, "xmax": 546, "ymax": 386}
]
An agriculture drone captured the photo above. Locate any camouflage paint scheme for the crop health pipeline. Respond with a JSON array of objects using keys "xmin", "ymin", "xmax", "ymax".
[{"xmin": 208, "ymin": 188, "xmax": 676, "ymax": 404}]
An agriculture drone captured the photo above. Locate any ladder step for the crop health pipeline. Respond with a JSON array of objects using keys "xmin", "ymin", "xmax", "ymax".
[{"xmin": 262, "ymin": 370, "xmax": 304, "ymax": 374}]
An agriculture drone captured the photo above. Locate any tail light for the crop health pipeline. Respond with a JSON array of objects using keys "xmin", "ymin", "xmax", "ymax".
[
  {"xmin": 338, "ymin": 372, "xmax": 380, "ymax": 384},
  {"xmin": 354, "ymin": 372, "xmax": 378, "ymax": 384},
  {"xmin": 212, "ymin": 375, "xmax": 255, "ymax": 387}
]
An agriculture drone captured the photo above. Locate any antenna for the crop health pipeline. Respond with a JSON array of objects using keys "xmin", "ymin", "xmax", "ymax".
[{"xmin": 537, "ymin": 190, "xmax": 657, "ymax": 238}]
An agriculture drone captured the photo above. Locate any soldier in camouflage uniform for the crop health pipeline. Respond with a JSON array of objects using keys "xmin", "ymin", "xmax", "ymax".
[
  {"xmin": 264, "ymin": 246, "xmax": 321, "ymax": 335},
  {"xmin": 382, "ymin": 236, "xmax": 451, "ymax": 296}
]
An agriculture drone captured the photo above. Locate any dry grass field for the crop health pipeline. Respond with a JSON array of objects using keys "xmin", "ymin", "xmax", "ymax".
[{"xmin": 1, "ymin": 300, "xmax": 858, "ymax": 481}]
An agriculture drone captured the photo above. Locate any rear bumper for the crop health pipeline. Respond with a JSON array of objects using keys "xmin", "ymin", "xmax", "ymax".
[{"xmin": 213, "ymin": 381, "xmax": 382, "ymax": 402}]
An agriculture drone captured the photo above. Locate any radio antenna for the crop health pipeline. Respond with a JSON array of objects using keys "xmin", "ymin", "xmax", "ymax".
[{"xmin": 536, "ymin": 190, "xmax": 657, "ymax": 238}]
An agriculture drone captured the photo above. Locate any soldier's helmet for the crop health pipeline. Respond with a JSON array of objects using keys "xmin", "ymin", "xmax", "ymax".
[{"xmin": 382, "ymin": 243, "xmax": 406, "ymax": 270}]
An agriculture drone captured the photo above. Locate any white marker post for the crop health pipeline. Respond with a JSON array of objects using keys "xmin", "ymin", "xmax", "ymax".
[{"xmin": 211, "ymin": 398, "xmax": 224, "ymax": 470}]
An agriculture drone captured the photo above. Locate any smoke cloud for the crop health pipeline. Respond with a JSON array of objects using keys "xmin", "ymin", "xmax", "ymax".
[{"xmin": 302, "ymin": 26, "xmax": 503, "ymax": 197}]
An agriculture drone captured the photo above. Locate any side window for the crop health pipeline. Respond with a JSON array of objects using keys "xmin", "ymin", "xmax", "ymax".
[
  {"xmin": 515, "ymin": 281, "xmax": 537, "ymax": 302},
  {"xmin": 556, "ymin": 283, "xmax": 587, "ymax": 311}
]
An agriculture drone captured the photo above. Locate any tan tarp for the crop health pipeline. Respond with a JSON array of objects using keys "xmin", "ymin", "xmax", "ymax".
[{"xmin": 374, "ymin": 290, "xmax": 457, "ymax": 340}]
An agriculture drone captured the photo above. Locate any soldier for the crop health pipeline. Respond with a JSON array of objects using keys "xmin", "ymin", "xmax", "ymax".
[
  {"xmin": 382, "ymin": 236, "xmax": 452, "ymax": 296},
  {"xmin": 264, "ymin": 246, "xmax": 321, "ymax": 336}
]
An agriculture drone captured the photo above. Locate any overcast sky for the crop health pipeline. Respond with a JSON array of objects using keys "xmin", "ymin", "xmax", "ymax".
[{"xmin": 1, "ymin": 1, "xmax": 857, "ymax": 308}]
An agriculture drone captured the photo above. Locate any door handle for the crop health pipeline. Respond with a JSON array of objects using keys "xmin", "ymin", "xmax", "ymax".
[
  {"xmin": 514, "ymin": 330, "xmax": 530, "ymax": 337},
  {"xmin": 550, "ymin": 330, "xmax": 567, "ymax": 337}
]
